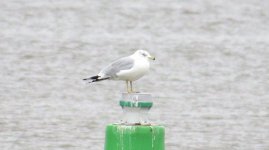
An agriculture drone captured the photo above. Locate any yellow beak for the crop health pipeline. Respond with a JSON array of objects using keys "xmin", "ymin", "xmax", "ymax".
[{"xmin": 149, "ymin": 56, "xmax": 156, "ymax": 60}]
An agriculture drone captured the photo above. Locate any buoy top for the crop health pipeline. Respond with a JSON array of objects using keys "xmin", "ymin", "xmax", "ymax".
[
  {"xmin": 120, "ymin": 92, "xmax": 153, "ymax": 108},
  {"xmin": 121, "ymin": 92, "xmax": 152, "ymax": 101}
]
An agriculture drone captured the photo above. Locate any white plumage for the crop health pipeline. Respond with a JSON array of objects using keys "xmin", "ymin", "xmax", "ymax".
[{"xmin": 83, "ymin": 50, "xmax": 155, "ymax": 93}]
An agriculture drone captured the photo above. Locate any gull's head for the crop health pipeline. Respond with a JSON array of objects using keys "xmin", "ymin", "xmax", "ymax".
[{"xmin": 134, "ymin": 50, "xmax": 155, "ymax": 60}]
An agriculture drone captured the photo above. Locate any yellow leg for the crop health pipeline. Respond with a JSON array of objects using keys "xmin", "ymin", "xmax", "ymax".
[
  {"xmin": 126, "ymin": 81, "xmax": 130, "ymax": 93},
  {"xmin": 130, "ymin": 81, "xmax": 133, "ymax": 93}
]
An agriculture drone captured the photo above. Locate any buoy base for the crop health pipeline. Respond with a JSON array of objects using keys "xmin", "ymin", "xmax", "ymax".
[{"xmin": 105, "ymin": 124, "xmax": 165, "ymax": 150}]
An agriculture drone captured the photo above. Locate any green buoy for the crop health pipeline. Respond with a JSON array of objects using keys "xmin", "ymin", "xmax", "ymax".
[{"xmin": 104, "ymin": 93, "xmax": 165, "ymax": 150}]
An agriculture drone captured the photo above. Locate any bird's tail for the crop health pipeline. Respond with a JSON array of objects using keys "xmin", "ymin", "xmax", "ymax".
[{"xmin": 83, "ymin": 75, "xmax": 110, "ymax": 83}]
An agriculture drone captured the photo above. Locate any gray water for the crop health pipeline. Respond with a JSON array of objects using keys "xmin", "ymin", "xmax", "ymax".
[{"xmin": 1, "ymin": 0, "xmax": 269, "ymax": 149}]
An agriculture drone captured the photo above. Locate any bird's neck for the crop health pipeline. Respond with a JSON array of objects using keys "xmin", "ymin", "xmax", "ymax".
[{"xmin": 131, "ymin": 54, "xmax": 147, "ymax": 61}]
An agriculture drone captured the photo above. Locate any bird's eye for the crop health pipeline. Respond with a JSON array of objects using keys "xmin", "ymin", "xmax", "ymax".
[{"xmin": 142, "ymin": 53, "xmax": 147, "ymax": 57}]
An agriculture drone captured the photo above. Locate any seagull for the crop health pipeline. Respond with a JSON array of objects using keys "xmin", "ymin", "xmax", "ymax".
[{"xmin": 83, "ymin": 50, "xmax": 155, "ymax": 93}]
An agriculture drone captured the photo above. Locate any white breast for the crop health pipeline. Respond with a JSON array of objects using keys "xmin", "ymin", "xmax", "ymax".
[{"xmin": 116, "ymin": 57, "xmax": 150, "ymax": 81}]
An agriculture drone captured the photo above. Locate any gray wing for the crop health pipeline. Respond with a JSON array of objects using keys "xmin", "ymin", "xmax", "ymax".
[{"xmin": 100, "ymin": 57, "xmax": 134, "ymax": 78}]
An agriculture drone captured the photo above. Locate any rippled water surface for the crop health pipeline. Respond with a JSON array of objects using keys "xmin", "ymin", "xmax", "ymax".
[{"xmin": 0, "ymin": 0, "xmax": 269, "ymax": 150}]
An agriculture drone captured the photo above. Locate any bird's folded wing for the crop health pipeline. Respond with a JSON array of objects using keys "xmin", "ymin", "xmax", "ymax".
[{"xmin": 100, "ymin": 57, "xmax": 134, "ymax": 78}]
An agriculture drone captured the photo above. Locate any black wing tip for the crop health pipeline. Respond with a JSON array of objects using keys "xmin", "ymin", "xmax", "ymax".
[
  {"xmin": 83, "ymin": 75, "xmax": 110, "ymax": 83},
  {"xmin": 86, "ymin": 77, "xmax": 110, "ymax": 83},
  {"xmin": 83, "ymin": 75, "xmax": 99, "ymax": 81}
]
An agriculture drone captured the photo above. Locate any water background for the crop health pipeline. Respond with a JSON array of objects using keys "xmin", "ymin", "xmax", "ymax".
[{"xmin": 0, "ymin": 0, "xmax": 269, "ymax": 149}]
